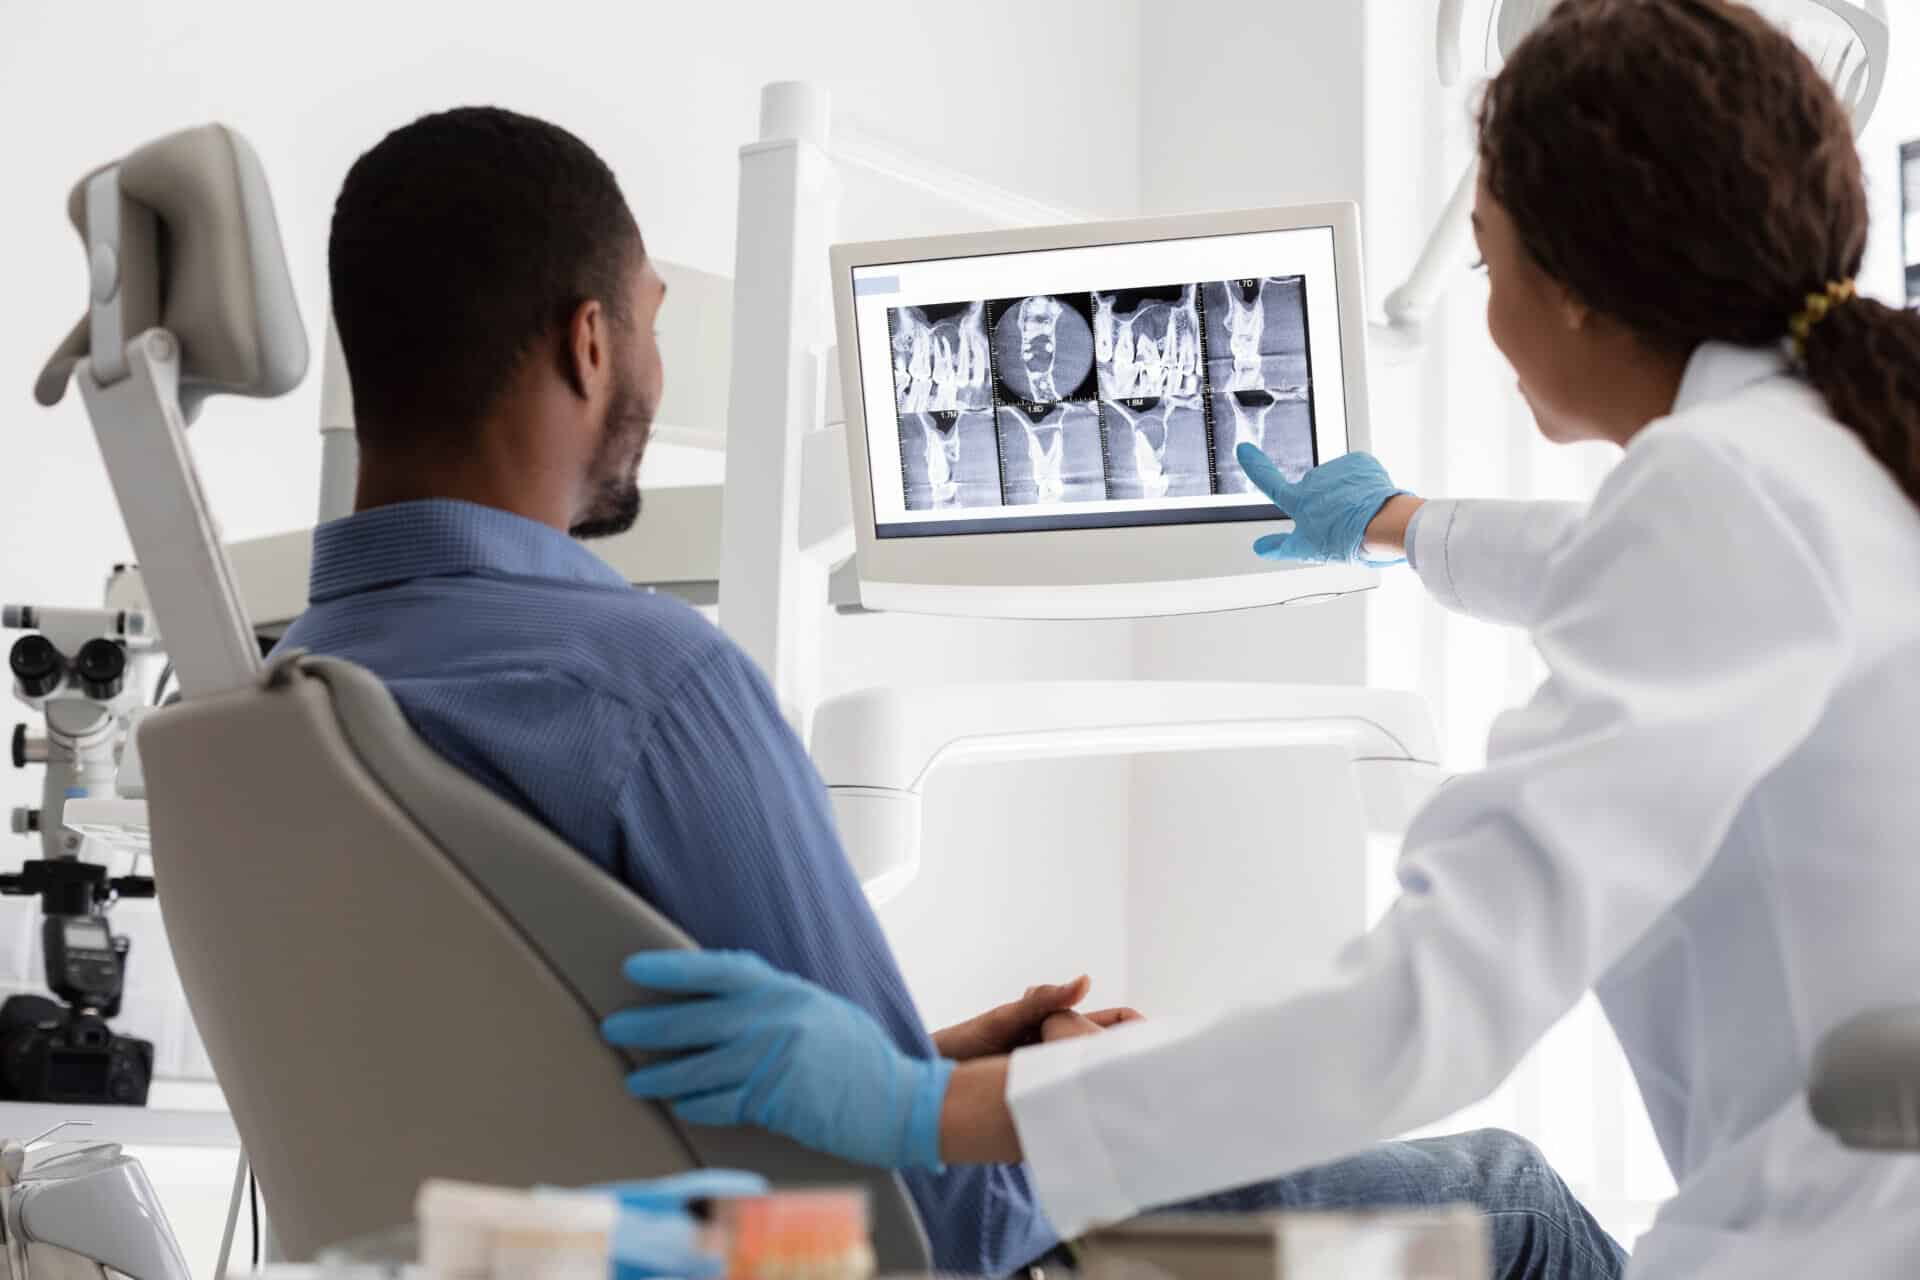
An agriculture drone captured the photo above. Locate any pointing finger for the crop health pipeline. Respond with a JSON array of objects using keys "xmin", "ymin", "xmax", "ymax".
[{"xmin": 1237, "ymin": 443, "xmax": 1299, "ymax": 511}]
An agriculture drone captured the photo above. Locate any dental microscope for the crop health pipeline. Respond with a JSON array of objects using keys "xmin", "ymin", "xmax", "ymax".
[
  {"xmin": 3, "ymin": 604, "xmax": 156, "ymax": 1109},
  {"xmin": 0, "ymin": 604, "xmax": 188, "ymax": 1280}
]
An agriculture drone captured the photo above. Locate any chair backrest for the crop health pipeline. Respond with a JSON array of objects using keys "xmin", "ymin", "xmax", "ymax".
[{"xmin": 139, "ymin": 654, "xmax": 930, "ymax": 1267}]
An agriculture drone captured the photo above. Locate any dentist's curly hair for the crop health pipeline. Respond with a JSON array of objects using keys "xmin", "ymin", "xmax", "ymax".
[{"xmin": 1478, "ymin": 0, "xmax": 1920, "ymax": 510}]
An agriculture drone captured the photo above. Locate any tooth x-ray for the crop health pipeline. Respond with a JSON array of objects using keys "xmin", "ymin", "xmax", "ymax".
[
  {"xmin": 1211, "ymin": 389, "xmax": 1314, "ymax": 491},
  {"xmin": 1201, "ymin": 276, "xmax": 1317, "ymax": 491},
  {"xmin": 989, "ymin": 294, "xmax": 1099, "ymax": 404},
  {"xmin": 1093, "ymin": 284, "xmax": 1202, "ymax": 399},
  {"xmin": 890, "ymin": 302, "xmax": 993, "ymax": 412},
  {"xmin": 997, "ymin": 401, "xmax": 1107, "ymax": 505},
  {"xmin": 899, "ymin": 410, "xmax": 1003, "ymax": 510},
  {"xmin": 1102, "ymin": 396, "xmax": 1212, "ymax": 500},
  {"xmin": 1203, "ymin": 276, "xmax": 1311, "ymax": 392}
]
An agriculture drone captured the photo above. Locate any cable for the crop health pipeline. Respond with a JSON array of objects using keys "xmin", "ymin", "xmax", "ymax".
[
  {"xmin": 215, "ymin": 1150, "xmax": 247, "ymax": 1280},
  {"xmin": 250, "ymin": 1169, "xmax": 261, "ymax": 1268},
  {"xmin": 151, "ymin": 659, "xmax": 175, "ymax": 707}
]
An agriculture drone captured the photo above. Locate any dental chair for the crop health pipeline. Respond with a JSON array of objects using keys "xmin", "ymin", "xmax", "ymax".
[{"xmin": 36, "ymin": 124, "xmax": 931, "ymax": 1269}]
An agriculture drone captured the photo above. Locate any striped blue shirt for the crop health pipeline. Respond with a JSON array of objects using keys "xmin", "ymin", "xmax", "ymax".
[{"xmin": 275, "ymin": 500, "xmax": 1055, "ymax": 1276}]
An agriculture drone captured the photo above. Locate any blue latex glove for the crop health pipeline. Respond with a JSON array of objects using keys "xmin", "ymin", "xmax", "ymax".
[
  {"xmin": 603, "ymin": 950, "xmax": 955, "ymax": 1172},
  {"xmin": 595, "ymin": 1169, "xmax": 769, "ymax": 1213},
  {"xmin": 1236, "ymin": 443, "xmax": 1410, "ymax": 566},
  {"xmin": 590, "ymin": 1172, "xmax": 770, "ymax": 1280}
]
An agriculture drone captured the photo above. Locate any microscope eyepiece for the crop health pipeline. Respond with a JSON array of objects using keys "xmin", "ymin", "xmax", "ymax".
[
  {"xmin": 73, "ymin": 639, "xmax": 127, "ymax": 701},
  {"xmin": 8, "ymin": 635, "xmax": 64, "ymax": 698}
]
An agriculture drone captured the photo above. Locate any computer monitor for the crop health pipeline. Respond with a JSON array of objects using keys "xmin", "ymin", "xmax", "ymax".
[{"xmin": 831, "ymin": 202, "xmax": 1376, "ymax": 618}]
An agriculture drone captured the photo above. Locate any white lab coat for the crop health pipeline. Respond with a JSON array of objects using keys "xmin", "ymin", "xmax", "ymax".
[{"xmin": 1006, "ymin": 343, "xmax": 1920, "ymax": 1275}]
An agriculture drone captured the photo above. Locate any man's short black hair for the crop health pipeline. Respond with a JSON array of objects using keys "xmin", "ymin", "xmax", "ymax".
[{"xmin": 329, "ymin": 106, "xmax": 641, "ymax": 444}]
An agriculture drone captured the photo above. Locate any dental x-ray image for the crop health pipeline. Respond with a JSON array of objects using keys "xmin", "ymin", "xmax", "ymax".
[
  {"xmin": 882, "ymin": 274, "xmax": 1321, "ymax": 522},
  {"xmin": 988, "ymin": 294, "xmax": 1099, "ymax": 404},
  {"xmin": 899, "ymin": 410, "xmax": 1003, "ymax": 510},
  {"xmin": 1211, "ymin": 389, "xmax": 1315, "ymax": 493},
  {"xmin": 997, "ymin": 401, "xmax": 1107, "ymax": 505},
  {"xmin": 1202, "ymin": 276, "xmax": 1311, "ymax": 393},
  {"xmin": 1092, "ymin": 284, "xmax": 1202, "ymax": 399},
  {"xmin": 890, "ymin": 301, "xmax": 993, "ymax": 412},
  {"xmin": 1102, "ymin": 396, "xmax": 1212, "ymax": 500},
  {"xmin": 1200, "ymin": 275, "xmax": 1316, "ymax": 492}
]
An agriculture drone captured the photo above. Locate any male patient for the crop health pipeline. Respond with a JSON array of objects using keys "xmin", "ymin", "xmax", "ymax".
[{"xmin": 279, "ymin": 107, "xmax": 1624, "ymax": 1279}]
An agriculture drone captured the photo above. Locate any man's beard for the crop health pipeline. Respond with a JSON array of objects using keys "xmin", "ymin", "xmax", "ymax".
[{"xmin": 569, "ymin": 374, "xmax": 652, "ymax": 541}]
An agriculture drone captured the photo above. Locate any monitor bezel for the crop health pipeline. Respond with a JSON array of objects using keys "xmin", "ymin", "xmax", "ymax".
[{"xmin": 830, "ymin": 201, "xmax": 1376, "ymax": 619}]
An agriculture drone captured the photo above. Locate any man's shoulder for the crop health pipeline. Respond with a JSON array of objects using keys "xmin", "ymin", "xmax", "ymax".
[
  {"xmin": 544, "ymin": 586, "xmax": 754, "ymax": 707},
  {"xmin": 285, "ymin": 573, "xmax": 771, "ymax": 765}
]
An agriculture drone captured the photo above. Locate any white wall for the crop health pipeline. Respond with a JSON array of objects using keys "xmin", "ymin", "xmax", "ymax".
[{"xmin": 1136, "ymin": 0, "xmax": 1369, "ymax": 216}]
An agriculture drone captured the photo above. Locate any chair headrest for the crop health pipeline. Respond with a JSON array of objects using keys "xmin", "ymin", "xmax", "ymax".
[{"xmin": 35, "ymin": 123, "xmax": 309, "ymax": 419}]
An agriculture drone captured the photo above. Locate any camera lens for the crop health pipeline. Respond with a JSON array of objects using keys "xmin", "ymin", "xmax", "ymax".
[
  {"xmin": 73, "ymin": 639, "xmax": 126, "ymax": 701},
  {"xmin": 8, "ymin": 636, "xmax": 64, "ymax": 698}
]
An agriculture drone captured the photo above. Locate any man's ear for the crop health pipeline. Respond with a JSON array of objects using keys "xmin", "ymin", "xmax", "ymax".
[{"xmin": 560, "ymin": 298, "xmax": 608, "ymax": 400}]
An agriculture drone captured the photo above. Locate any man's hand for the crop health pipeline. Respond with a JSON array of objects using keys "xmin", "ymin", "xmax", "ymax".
[{"xmin": 933, "ymin": 977, "xmax": 1096, "ymax": 1060}]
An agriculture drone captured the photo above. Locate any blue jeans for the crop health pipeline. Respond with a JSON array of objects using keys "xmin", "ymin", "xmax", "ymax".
[{"xmin": 1161, "ymin": 1128, "xmax": 1628, "ymax": 1279}]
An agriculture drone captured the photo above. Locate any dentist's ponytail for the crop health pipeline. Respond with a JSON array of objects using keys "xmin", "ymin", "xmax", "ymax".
[
  {"xmin": 1478, "ymin": 0, "xmax": 1920, "ymax": 510},
  {"xmin": 1798, "ymin": 294, "xmax": 1920, "ymax": 509}
]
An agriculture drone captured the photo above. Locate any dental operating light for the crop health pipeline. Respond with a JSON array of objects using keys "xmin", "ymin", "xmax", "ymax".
[{"xmin": 1389, "ymin": 0, "xmax": 1891, "ymax": 335}]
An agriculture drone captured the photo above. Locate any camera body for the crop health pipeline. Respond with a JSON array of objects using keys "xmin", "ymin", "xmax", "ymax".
[
  {"xmin": 0, "ymin": 994, "xmax": 152, "ymax": 1105},
  {"xmin": 0, "ymin": 915, "xmax": 153, "ymax": 1106}
]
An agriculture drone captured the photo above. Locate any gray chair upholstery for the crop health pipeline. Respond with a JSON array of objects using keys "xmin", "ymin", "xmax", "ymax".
[
  {"xmin": 1809, "ymin": 1007, "xmax": 1920, "ymax": 1152},
  {"xmin": 36, "ymin": 123, "xmax": 308, "ymax": 418},
  {"xmin": 139, "ymin": 653, "xmax": 930, "ymax": 1266}
]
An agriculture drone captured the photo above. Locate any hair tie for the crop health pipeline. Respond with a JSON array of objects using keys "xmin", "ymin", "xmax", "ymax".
[{"xmin": 1789, "ymin": 279, "xmax": 1858, "ymax": 355}]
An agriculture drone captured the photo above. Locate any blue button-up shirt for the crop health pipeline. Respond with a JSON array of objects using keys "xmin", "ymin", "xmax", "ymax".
[{"xmin": 276, "ymin": 500, "xmax": 1054, "ymax": 1276}]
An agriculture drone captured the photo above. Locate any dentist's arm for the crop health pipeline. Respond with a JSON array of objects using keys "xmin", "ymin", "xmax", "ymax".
[
  {"xmin": 604, "ymin": 959, "xmax": 1127, "ymax": 1167},
  {"xmin": 1238, "ymin": 444, "xmax": 1586, "ymax": 628}
]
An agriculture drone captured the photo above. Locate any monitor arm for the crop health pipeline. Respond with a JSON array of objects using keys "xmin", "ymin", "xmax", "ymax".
[{"xmin": 811, "ymin": 682, "xmax": 1446, "ymax": 902}]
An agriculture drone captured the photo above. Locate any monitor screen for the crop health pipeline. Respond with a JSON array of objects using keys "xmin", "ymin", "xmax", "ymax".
[{"xmin": 848, "ymin": 224, "xmax": 1350, "ymax": 540}]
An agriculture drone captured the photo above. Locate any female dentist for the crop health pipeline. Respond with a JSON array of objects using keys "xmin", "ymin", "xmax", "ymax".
[{"xmin": 605, "ymin": 1, "xmax": 1920, "ymax": 1273}]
